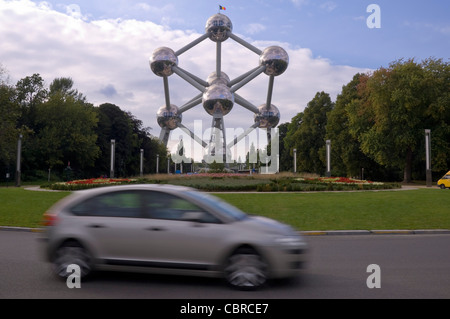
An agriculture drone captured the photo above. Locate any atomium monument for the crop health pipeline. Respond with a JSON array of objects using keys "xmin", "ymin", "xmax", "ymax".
[{"xmin": 150, "ymin": 13, "xmax": 289, "ymax": 164}]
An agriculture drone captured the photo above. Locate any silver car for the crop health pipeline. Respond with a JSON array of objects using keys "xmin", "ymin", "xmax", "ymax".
[{"xmin": 41, "ymin": 184, "xmax": 307, "ymax": 289}]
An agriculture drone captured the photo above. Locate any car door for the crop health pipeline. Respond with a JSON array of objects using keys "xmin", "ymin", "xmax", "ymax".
[
  {"xmin": 139, "ymin": 190, "xmax": 231, "ymax": 270},
  {"xmin": 71, "ymin": 190, "xmax": 150, "ymax": 262}
]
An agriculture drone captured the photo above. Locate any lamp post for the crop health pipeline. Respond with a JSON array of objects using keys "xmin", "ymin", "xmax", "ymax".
[
  {"xmin": 425, "ymin": 129, "xmax": 432, "ymax": 187},
  {"xmin": 326, "ymin": 140, "xmax": 331, "ymax": 177},
  {"xmin": 15, "ymin": 134, "xmax": 22, "ymax": 187},
  {"xmin": 293, "ymin": 149, "xmax": 297, "ymax": 173},
  {"xmin": 140, "ymin": 149, "xmax": 144, "ymax": 177},
  {"xmin": 156, "ymin": 154, "xmax": 160, "ymax": 174},
  {"xmin": 110, "ymin": 139, "xmax": 116, "ymax": 178}
]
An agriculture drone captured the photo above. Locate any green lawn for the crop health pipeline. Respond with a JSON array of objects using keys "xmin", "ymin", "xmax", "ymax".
[
  {"xmin": 0, "ymin": 187, "xmax": 449, "ymax": 231},
  {"xmin": 0, "ymin": 188, "xmax": 70, "ymax": 228},
  {"xmin": 217, "ymin": 189, "xmax": 450, "ymax": 231}
]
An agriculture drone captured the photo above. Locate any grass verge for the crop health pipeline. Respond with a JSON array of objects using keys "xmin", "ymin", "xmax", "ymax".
[
  {"xmin": 0, "ymin": 188, "xmax": 70, "ymax": 228},
  {"xmin": 215, "ymin": 189, "xmax": 450, "ymax": 231},
  {"xmin": 0, "ymin": 187, "xmax": 448, "ymax": 231}
]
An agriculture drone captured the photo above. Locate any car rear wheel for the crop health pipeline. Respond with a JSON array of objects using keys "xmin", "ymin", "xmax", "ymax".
[
  {"xmin": 224, "ymin": 247, "xmax": 268, "ymax": 290},
  {"xmin": 52, "ymin": 241, "xmax": 93, "ymax": 280}
]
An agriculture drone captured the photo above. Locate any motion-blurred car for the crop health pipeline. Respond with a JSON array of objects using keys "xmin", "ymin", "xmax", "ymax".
[
  {"xmin": 437, "ymin": 171, "xmax": 450, "ymax": 189},
  {"xmin": 41, "ymin": 184, "xmax": 307, "ymax": 289}
]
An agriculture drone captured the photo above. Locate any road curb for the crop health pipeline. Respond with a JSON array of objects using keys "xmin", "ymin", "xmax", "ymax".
[
  {"xmin": 300, "ymin": 229, "xmax": 450, "ymax": 236},
  {"xmin": 0, "ymin": 226, "xmax": 43, "ymax": 233}
]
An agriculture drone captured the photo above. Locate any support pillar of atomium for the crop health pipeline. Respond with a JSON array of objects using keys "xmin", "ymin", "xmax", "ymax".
[{"xmin": 149, "ymin": 13, "xmax": 289, "ymax": 164}]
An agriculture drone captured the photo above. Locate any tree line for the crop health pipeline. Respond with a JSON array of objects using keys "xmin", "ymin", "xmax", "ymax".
[
  {"xmin": 0, "ymin": 72, "xmax": 168, "ymax": 182},
  {"xmin": 1, "ymin": 57, "xmax": 449, "ymax": 183},
  {"xmin": 279, "ymin": 58, "xmax": 449, "ymax": 182}
]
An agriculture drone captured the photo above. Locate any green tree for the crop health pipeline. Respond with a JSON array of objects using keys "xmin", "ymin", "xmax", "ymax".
[
  {"xmin": 348, "ymin": 58, "xmax": 449, "ymax": 183},
  {"xmin": 12, "ymin": 74, "xmax": 48, "ymax": 178},
  {"xmin": 0, "ymin": 81, "xmax": 20, "ymax": 171},
  {"xmin": 276, "ymin": 122, "xmax": 291, "ymax": 172},
  {"xmin": 284, "ymin": 112, "xmax": 304, "ymax": 172},
  {"xmin": 420, "ymin": 58, "xmax": 450, "ymax": 175},
  {"xmin": 95, "ymin": 103, "xmax": 136, "ymax": 177},
  {"xmin": 15, "ymin": 74, "xmax": 48, "ymax": 129},
  {"xmin": 49, "ymin": 77, "xmax": 85, "ymax": 101},
  {"xmin": 287, "ymin": 92, "xmax": 334, "ymax": 174},
  {"xmin": 326, "ymin": 74, "xmax": 383, "ymax": 179},
  {"xmin": 33, "ymin": 78, "xmax": 100, "ymax": 172}
]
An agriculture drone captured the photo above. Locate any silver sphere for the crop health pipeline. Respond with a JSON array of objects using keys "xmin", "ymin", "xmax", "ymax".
[
  {"xmin": 150, "ymin": 47, "xmax": 178, "ymax": 77},
  {"xmin": 157, "ymin": 104, "xmax": 182, "ymax": 130},
  {"xmin": 205, "ymin": 14, "xmax": 233, "ymax": 42},
  {"xmin": 203, "ymin": 84, "xmax": 234, "ymax": 116},
  {"xmin": 255, "ymin": 104, "xmax": 280, "ymax": 129},
  {"xmin": 260, "ymin": 46, "xmax": 289, "ymax": 76},
  {"xmin": 207, "ymin": 71, "xmax": 230, "ymax": 86}
]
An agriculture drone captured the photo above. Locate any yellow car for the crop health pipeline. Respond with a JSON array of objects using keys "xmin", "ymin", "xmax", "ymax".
[{"xmin": 437, "ymin": 171, "xmax": 450, "ymax": 189}]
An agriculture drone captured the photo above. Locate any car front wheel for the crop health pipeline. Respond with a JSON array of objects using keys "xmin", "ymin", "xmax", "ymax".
[
  {"xmin": 439, "ymin": 184, "xmax": 446, "ymax": 189},
  {"xmin": 224, "ymin": 247, "xmax": 268, "ymax": 290},
  {"xmin": 52, "ymin": 241, "xmax": 93, "ymax": 280}
]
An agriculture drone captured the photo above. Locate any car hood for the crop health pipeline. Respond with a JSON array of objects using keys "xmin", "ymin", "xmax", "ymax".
[{"xmin": 238, "ymin": 215, "xmax": 298, "ymax": 235}]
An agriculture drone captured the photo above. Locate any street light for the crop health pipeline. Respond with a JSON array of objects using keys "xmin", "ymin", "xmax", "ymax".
[
  {"xmin": 156, "ymin": 154, "xmax": 160, "ymax": 174},
  {"xmin": 425, "ymin": 129, "xmax": 432, "ymax": 187},
  {"xmin": 293, "ymin": 149, "xmax": 297, "ymax": 173},
  {"xmin": 140, "ymin": 149, "xmax": 144, "ymax": 177},
  {"xmin": 15, "ymin": 134, "xmax": 22, "ymax": 187},
  {"xmin": 326, "ymin": 140, "xmax": 331, "ymax": 177},
  {"xmin": 110, "ymin": 139, "xmax": 116, "ymax": 178}
]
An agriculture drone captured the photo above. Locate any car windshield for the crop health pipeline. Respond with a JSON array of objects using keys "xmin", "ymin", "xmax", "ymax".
[{"xmin": 186, "ymin": 191, "xmax": 248, "ymax": 221}]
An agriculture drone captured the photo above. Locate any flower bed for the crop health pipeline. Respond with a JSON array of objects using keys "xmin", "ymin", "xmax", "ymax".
[
  {"xmin": 47, "ymin": 177, "xmax": 138, "ymax": 191},
  {"xmin": 299, "ymin": 177, "xmax": 384, "ymax": 185},
  {"xmin": 256, "ymin": 176, "xmax": 398, "ymax": 192},
  {"xmin": 44, "ymin": 174, "xmax": 400, "ymax": 192}
]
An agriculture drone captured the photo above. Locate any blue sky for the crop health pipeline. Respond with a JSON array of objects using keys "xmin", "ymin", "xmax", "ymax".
[
  {"xmin": 1, "ymin": 0, "xmax": 448, "ymax": 159},
  {"xmin": 28, "ymin": 0, "xmax": 450, "ymax": 69}
]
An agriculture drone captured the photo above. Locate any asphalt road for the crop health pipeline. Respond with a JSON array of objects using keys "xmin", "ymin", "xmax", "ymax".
[{"xmin": 1, "ymin": 230, "xmax": 449, "ymax": 301}]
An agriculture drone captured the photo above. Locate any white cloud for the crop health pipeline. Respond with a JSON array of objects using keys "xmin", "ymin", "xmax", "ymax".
[
  {"xmin": 245, "ymin": 23, "xmax": 266, "ymax": 35},
  {"xmin": 0, "ymin": 0, "xmax": 368, "ymax": 145},
  {"xmin": 403, "ymin": 20, "xmax": 450, "ymax": 36},
  {"xmin": 320, "ymin": 1, "xmax": 337, "ymax": 12},
  {"xmin": 290, "ymin": 0, "xmax": 309, "ymax": 9}
]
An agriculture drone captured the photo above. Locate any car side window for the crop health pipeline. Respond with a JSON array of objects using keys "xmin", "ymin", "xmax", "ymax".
[
  {"xmin": 71, "ymin": 191, "xmax": 142, "ymax": 218},
  {"xmin": 143, "ymin": 191, "xmax": 221, "ymax": 223}
]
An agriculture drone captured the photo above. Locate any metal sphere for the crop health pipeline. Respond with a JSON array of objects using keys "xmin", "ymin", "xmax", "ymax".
[
  {"xmin": 205, "ymin": 14, "xmax": 233, "ymax": 42},
  {"xmin": 150, "ymin": 47, "xmax": 178, "ymax": 77},
  {"xmin": 202, "ymin": 84, "xmax": 234, "ymax": 116},
  {"xmin": 259, "ymin": 46, "xmax": 289, "ymax": 76},
  {"xmin": 157, "ymin": 104, "xmax": 182, "ymax": 130},
  {"xmin": 206, "ymin": 71, "xmax": 230, "ymax": 86},
  {"xmin": 254, "ymin": 104, "xmax": 280, "ymax": 129}
]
